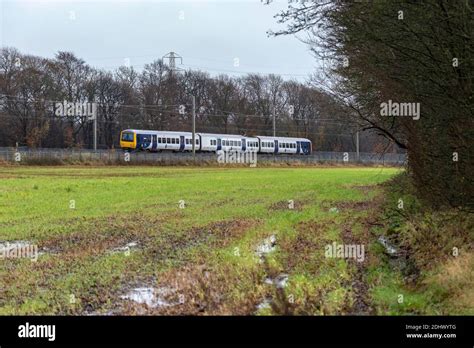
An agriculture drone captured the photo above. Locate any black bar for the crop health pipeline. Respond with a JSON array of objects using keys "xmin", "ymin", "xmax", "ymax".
[{"xmin": 0, "ymin": 316, "xmax": 472, "ymax": 346}]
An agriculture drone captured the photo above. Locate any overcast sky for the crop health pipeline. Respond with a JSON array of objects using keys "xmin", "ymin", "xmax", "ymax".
[{"xmin": 0, "ymin": 0, "xmax": 317, "ymax": 81}]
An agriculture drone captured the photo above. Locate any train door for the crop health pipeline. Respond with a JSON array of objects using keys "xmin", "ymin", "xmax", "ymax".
[
  {"xmin": 296, "ymin": 141, "xmax": 301, "ymax": 154},
  {"xmin": 301, "ymin": 141, "xmax": 310, "ymax": 155},
  {"xmin": 152, "ymin": 135, "xmax": 157, "ymax": 151},
  {"xmin": 217, "ymin": 138, "xmax": 222, "ymax": 151},
  {"xmin": 241, "ymin": 138, "xmax": 246, "ymax": 152},
  {"xmin": 274, "ymin": 140, "xmax": 279, "ymax": 154},
  {"xmin": 179, "ymin": 136, "xmax": 185, "ymax": 152}
]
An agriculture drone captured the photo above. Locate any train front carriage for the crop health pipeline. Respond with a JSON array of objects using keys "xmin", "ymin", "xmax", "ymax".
[{"xmin": 120, "ymin": 130, "xmax": 137, "ymax": 150}]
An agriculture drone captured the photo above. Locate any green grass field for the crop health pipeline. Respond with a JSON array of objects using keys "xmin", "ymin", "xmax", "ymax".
[{"xmin": 0, "ymin": 166, "xmax": 403, "ymax": 315}]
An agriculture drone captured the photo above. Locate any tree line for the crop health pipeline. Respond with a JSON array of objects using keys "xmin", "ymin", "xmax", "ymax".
[
  {"xmin": 270, "ymin": 0, "xmax": 472, "ymax": 208},
  {"xmin": 0, "ymin": 47, "xmax": 395, "ymax": 152}
]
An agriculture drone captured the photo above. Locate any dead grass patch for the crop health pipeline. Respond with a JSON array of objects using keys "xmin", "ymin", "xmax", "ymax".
[{"xmin": 425, "ymin": 252, "xmax": 474, "ymax": 314}]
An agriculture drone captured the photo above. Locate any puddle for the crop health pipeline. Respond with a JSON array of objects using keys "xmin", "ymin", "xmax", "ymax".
[
  {"xmin": 264, "ymin": 274, "xmax": 289, "ymax": 289},
  {"xmin": 85, "ymin": 310, "xmax": 116, "ymax": 316},
  {"xmin": 378, "ymin": 236, "xmax": 399, "ymax": 256},
  {"xmin": 111, "ymin": 241, "xmax": 139, "ymax": 254},
  {"xmin": 256, "ymin": 298, "xmax": 272, "ymax": 311},
  {"xmin": 120, "ymin": 286, "xmax": 179, "ymax": 308},
  {"xmin": 255, "ymin": 235, "xmax": 277, "ymax": 261}
]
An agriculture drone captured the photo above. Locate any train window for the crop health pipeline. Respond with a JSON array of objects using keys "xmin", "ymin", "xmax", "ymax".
[
  {"xmin": 166, "ymin": 138, "xmax": 170, "ymax": 144},
  {"xmin": 122, "ymin": 132, "xmax": 134, "ymax": 142}
]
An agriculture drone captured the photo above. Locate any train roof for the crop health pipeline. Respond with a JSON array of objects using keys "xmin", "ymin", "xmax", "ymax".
[
  {"xmin": 256, "ymin": 135, "xmax": 312, "ymax": 143},
  {"xmin": 198, "ymin": 132, "xmax": 257, "ymax": 139},
  {"xmin": 123, "ymin": 129, "xmax": 192, "ymax": 136}
]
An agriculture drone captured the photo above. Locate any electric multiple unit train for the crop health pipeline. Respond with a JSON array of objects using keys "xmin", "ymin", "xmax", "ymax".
[{"xmin": 119, "ymin": 129, "xmax": 312, "ymax": 155}]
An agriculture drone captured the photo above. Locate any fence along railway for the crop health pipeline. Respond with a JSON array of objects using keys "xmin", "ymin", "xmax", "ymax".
[{"xmin": 0, "ymin": 147, "xmax": 406, "ymax": 165}]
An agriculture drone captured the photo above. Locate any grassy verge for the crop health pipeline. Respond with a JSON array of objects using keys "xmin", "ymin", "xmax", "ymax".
[{"xmin": 367, "ymin": 174, "xmax": 474, "ymax": 315}]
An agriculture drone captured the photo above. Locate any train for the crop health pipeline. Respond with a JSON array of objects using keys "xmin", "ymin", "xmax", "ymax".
[{"xmin": 119, "ymin": 129, "xmax": 312, "ymax": 155}]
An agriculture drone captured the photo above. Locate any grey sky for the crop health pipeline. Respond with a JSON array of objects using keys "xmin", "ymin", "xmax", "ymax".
[{"xmin": 0, "ymin": 0, "xmax": 317, "ymax": 81}]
